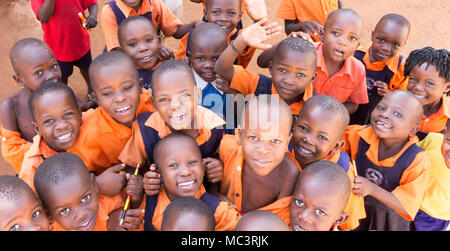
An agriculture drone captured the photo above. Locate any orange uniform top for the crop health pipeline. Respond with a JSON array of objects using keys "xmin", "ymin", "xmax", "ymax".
[
  {"xmin": 69, "ymin": 89, "xmax": 155, "ymax": 174},
  {"xmin": 119, "ymin": 105, "xmax": 226, "ymax": 167},
  {"xmin": 147, "ymin": 185, "xmax": 241, "ymax": 231},
  {"xmin": 51, "ymin": 193, "xmax": 124, "ymax": 231},
  {"xmin": 0, "ymin": 127, "xmax": 31, "ymax": 174},
  {"xmin": 357, "ymin": 43, "xmax": 408, "ymax": 91},
  {"xmin": 100, "ymin": 0, "xmax": 182, "ymax": 51},
  {"xmin": 313, "ymin": 42, "xmax": 368, "ymax": 104},
  {"xmin": 19, "ymin": 134, "xmax": 57, "ymax": 192},
  {"xmin": 276, "ymin": 0, "xmax": 339, "ymax": 41},
  {"xmin": 419, "ymin": 97, "xmax": 449, "ymax": 133},
  {"xmin": 342, "ymin": 125, "xmax": 430, "ymax": 221},
  {"xmin": 218, "ymin": 134, "xmax": 292, "ymax": 223},
  {"xmin": 230, "ymin": 65, "xmax": 314, "ymax": 115},
  {"xmin": 286, "ymin": 150, "xmax": 366, "ymax": 230},
  {"xmin": 175, "ymin": 28, "xmax": 256, "ymax": 69}
]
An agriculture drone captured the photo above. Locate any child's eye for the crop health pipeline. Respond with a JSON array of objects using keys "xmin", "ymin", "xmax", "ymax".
[
  {"xmin": 376, "ymin": 104, "xmax": 385, "ymax": 111},
  {"xmin": 393, "ymin": 111, "xmax": 403, "ymax": 117},
  {"xmin": 298, "ymin": 124, "xmax": 308, "ymax": 131},
  {"xmin": 51, "ymin": 64, "xmax": 59, "ymax": 70},
  {"xmin": 102, "ymin": 91, "xmax": 112, "ymax": 96},
  {"xmin": 123, "ymin": 84, "xmax": 134, "ymax": 91},
  {"xmin": 331, "ymin": 31, "xmax": 340, "ymax": 36},
  {"xmin": 188, "ymin": 160, "xmax": 198, "ymax": 165},
  {"xmin": 295, "ymin": 199, "xmax": 304, "ymax": 207},
  {"xmin": 296, "ymin": 73, "xmax": 305, "ymax": 78},
  {"xmin": 196, "ymin": 57, "xmax": 205, "ymax": 62},
  {"xmin": 271, "ymin": 139, "xmax": 281, "ymax": 144},
  {"xmin": 318, "ymin": 135, "xmax": 328, "ymax": 141},
  {"xmin": 44, "ymin": 119, "xmax": 54, "ymax": 125},
  {"xmin": 392, "ymin": 43, "xmax": 400, "ymax": 48},
  {"xmin": 248, "ymin": 136, "xmax": 259, "ymax": 141},
  {"xmin": 277, "ymin": 68, "xmax": 286, "ymax": 73},
  {"xmin": 349, "ymin": 36, "xmax": 358, "ymax": 42},
  {"xmin": 64, "ymin": 112, "xmax": 74, "ymax": 119},
  {"xmin": 34, "ymin": 70, "xmax": 43, "ymax": 76},
  {"xmin": 377, "ymin": 37, "xmax": 385, "ymax": 43},
  {"xmin": 159, "ymin": 97, "xmax": 169, "ymax": 103},
  {"xmin": 146, "ymin": 38, "xmax": 154, "ymax": 43},
  {"xmin": 227, "ymin": 10, "xmax": 237, "ymax": 16},
  {"xmin": 32, "ymin": 210, "xmax": 42, "ymax": 218},
  {"xmin": 128, "ymin": 42, "xmax": 137, "ymax": 47},
  {"xmin": 168, "ymin": 163, "xmax": 178, "ymax": 168},
  {"xmin": 425, "ymin": 81, "xmax": 435, "ymax": 87},
  {"xmin": 59, "ymin": 208, "xmax": 71, "ymax": 216},
  {"xmin": 212, "ymin": 10, "xmax": 220, "ymax": 15},
  {"xmin": 314, "ymin": 209, "xmax": 326, "ymax": 216},
  {"xmin": 181, "ymin": 93, "xmax": 190, "ymax": 99},
  {"xmin": 9, "ymin": 224, "xmax": 20, "ymax": 231},
  {"xmin": 81, "ymin": 194, "xmax": 91, "ymax": 203}
]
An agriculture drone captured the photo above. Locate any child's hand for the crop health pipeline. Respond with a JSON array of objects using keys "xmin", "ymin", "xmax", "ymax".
[
  {"xmin": 107, "ymin": 209, "xmax": 145, "ymax": 231},
  {"xmin": 143, "ymin": 164, "xmax": 162, "ymax": 196},
  {"xmin": 85, "ymin": 15, "xmax": 98, "ymax": 29},
  {"xmin": 236, "ymin": 18, "xmax": 282, "ymax": 51},
  {"xmin": 159, "ymin": 45, "xmax": 175, "ymax": 61},
  {"xmin": 215, "ymin": 75, "xmax": 240, "ymax": 94},
  {"xmin": 126, "ymin": 173, "xmax": 144, "ymax": 206},
  {"xmin": 297, "ymin": 21, "xmax": 323, "ymax": 37},
  {"xmin": 203, "ymin": 157, "xmax": 224, "ymax": 184},
  {"xmin": 352, "ymin": 176, "xmax": 374, "ymax": 197},
  {"xmin": 288, "ymin": 31, "xmax": 314, "ymax": 44},
  {"xmin": 374, "ymin": 81, "xmax": 390, "ymax": 97},
  {"xmin": 96, "ymin": 164, "xmax": 127, "ymax": 196}
]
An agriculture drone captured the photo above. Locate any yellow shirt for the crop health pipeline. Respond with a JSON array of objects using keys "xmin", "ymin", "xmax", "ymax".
[{"xmin": 417, "ymin": 133, "xmax": 450, "ymax": 220}]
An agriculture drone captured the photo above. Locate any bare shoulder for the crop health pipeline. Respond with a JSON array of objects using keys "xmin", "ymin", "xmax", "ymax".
[
  {"xmin": 280, "ymin": 154, "xmax": 300, "ymax": 178},
  {"xmin": 0, "ymin": 94, "xmax": 20, "ymax": 130}
]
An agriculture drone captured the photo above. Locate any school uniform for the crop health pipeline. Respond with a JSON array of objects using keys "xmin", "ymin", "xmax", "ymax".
[
  {"xmin": 286, "ymin": 150, "xmax": 366, "ymax": 230},
  {"xmin": 351, "ymin": 43, "xmax": 408, "ymax": 125},
  {"xmin": 100, "ymin": 0, "xmax": 182, "ymax": 51},
  {"xmin": 312, "ymin": 42, "xmax": 368, "ymax": 105},
  {"xmin": 343, "ymin": 125, "xmax": 430, "ymax": 231},
  {"xmin": 419, "ymin": 97, "xmax": 449, "ymax": 133},
  {"xmin": 69, "ymin": 89, "xmax": 155, "ymax": 174},
  {"xmin": 414, "ymin": 133, "xmax": 450, "ymax": 231},
  {"xmin": 137, "ymin": 61, "xmax": 161, "ymax": 91},
  {"xmin": 275, "ymin": 0, "xmax": 339, "ymax": 41},
  {"xmin": 118, "ymin": 106, "xmax": 226, "ymax": 167},
  {"xmin": 229, "ymin": 65, "xmax": 314, "ymax": 115},
  {"xmin": 142, "ymin": 185, "xmax": 241, "ymax": 231},
  {"xmin": 218, "ymin": 134, "xmax": 293, "ymax": 223},
  {"xmin": 0, "ymin": 127, "xmax": 31, "ymax": 174}
]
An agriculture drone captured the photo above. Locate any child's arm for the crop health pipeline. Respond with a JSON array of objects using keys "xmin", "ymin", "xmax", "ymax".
[
  {"xmin": 190, "ymin": 0, "xmax": 203, "ymax": 3},
  {"xmin": 85, "ymin": 2, "xmax": 98, "ymax": 29},
  {"xmin": 284, "ymin": 20, "xmax": 323, "ymax": 38},
  {"xmin": 143, "ymin": 164, "xmax": 161, "ymax": 196},
  {"xmin": 95, "ymin": 164, "xmax": 127, "ymax": 196},
  {"xmin": 245, "ymin": 0, "xmax": 268, "ymax": 22},
  {"xmin": 353, "ymin": 176, "xmax": 409, "ymax": 217},
  {"xmin": 215, "ymin": 18, "xmax": 282, "ymax": 82},
  {"xmin": 338, "ymin": 0, "xmax": 344, "ymax": 9},
  {"xmin": 37, "ymin": 0, "xmax": 55, "ymax": 23},
  {"xmin": 343, "ymin": 102, "xmax": 359, "ymax": 115},
  {"xmin": 107, "ymin": 208, "xmax": 145, "ymax": 231},
  {"xmin": 125, "ymin": 172, "xmax": 144, "ymax": 209},
  {"xmin": 172, "ymin": 20, "xmax": 202, "ymax": 39}
]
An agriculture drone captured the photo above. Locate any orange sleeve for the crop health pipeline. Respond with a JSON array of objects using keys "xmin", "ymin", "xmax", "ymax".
[
  {"xmin": 214, "ymin": 201, "xmax": 241, "ymax": 231},
  {"xmin": 174, "ymin": 34, "xmax": 189, "ymax": 60},
  {"xmin": 341, "ymin": 125, "xmax": 363, "ymax": 159},
  {"xmin": 118, "ymin": 121, "xmax": 148, "ymax": 168},
  {"xmin": 153, "ymin": 0, "xmax": 182, "ymax": 37},
  {"xmin": 340, "ymin": 161, "xmax": 366, "ymax": 230},
  {"xmin": 18, "ymin": 154, "xmax": 43, "ymax": 192},
  {"xmin": 0, "ymin": 127, "xmax": 31, "ymax": 174},
  {"xmin": 347, "ymin": 65, "xmax": 369, "ymax": 104},
  {"xmin": 392, "ymin": 151, "xmax": 430, "ymax": 221},
  {"xmin": 236, "ymin": 46, "xmax": 256, "ymax": 69},
  {"xmin": 388, "ymin": 62, "xmax": 408, "ymax": 91},
  {"xmin": 100, "ymin": 4, "xmax": 121, "ymax": 51},
  {"xmin": 230, "ymin": 65, "xmax": 260, "ymax": 96},
  {"xmin": 275, "ymin": 0, "xmax": 297, "ymax": 20}
]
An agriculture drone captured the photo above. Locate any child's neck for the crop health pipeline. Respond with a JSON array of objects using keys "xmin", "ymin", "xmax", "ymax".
[
  {"xmin": 422, "ymin": 98, "xmax": 442, "ymax": 117},
  {"xmin": 378, "ymin": 137, "xmax": 409, "ymax": 161},
  {"xmin": 323, "ymin": 53, "xmax": 345, "ymax": 78}
]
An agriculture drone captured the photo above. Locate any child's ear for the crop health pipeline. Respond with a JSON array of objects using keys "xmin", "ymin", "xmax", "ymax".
[
  {"xmin": 311, "ymin": 71, "xmax": 317, "ymax": 82},
  {"xmin": 331, "ymin": 212, "xmax": 349, "ymax": 231},
  {"xmin": 195, "ymin": 86, "xmax": 202, "ymax": 105},
  {"xmin": 138, "ymin": 78, "xmax": 144, "ymax": 92},
  {"xmin": 90, "ymin": 172, "xmax": 99, "ymax": 194},
  {"xmin": 318, "ymin": 29, "xmax": 324, "ymax": 42},
  {"xmin": 32, "ymin": 121, "xmax": 40, "ymax": 135},
  {"xmin": 268, "ymin": 61, "xmax": 273, "ymax": 75},
  {"xmin": 332, "ymin": 139, "xmax": 345, "ymax": 152},
  {"xmin": 409, "ymin": 124, "xmax": 420, "ymax": 137},
  {"xmin": 237, "ymin": 129, "xmax": 244, "ymax": 145},
  {"xmin": 443, "ymin": 81, "xmax": 450, "ymax": 95},
  {"xmin": 12, "ymin": 74, "xmax": 24, "ymax": 87}
]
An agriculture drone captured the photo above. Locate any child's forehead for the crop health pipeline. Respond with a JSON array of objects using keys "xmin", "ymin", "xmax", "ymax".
[
  {"xmin": 208, "ymin": 0, "xmax": 240, "ymax": 8},
  {"xmin": 152, "ymin": 70, "xmax": 195, "ymax": 93},
  {"xmin": 325, "ymin": 12, "xmax": 362, "ymax": 33}
]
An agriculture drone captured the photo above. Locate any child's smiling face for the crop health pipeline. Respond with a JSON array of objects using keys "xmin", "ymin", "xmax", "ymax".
[{"xmin": 204, "ymin": 0, "xmax": 242, "ymax": 35}]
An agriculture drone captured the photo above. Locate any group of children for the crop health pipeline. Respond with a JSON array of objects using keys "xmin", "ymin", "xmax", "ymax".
[{"xmin": 0, "ymin": 0, "xmax": 448, "ymax": 231}]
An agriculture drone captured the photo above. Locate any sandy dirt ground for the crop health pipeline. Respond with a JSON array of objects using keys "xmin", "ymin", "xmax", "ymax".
[{"xmin": 0, "ymin": 0, "xmax": 449, "ymax": 175}]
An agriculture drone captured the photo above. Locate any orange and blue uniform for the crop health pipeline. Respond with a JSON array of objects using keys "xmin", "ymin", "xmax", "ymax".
[
  {"xmin": 142, "ymin": 185, "xmax": 241, "ymax": 231},
  {"xmin": 100, "ymin": 0, "xmax": 182, "ymax": 51},
  {"xmin": 351, "ymin": 43, "xmax": 408, "ymax": 125},
  {"xmin": 118, "ymin": 106, "xmax": 226, "ymax": 167},
  {"xmin": 0, "ymin": 127, "xmax": 31, "ymax": 174},
  {"xmin": 419, "ymin": 97, "xmax": 449, "ymax": 133},
  {"xmin": 229, "ymin": 65, "xmax": 314, "ymax": 116},
  {"xmin": 343, "ymin": 125, "xmax": 430, "ymax": 231}
]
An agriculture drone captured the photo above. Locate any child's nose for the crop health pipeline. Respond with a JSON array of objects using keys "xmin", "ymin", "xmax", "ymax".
[{"xmin": 114, "ymin": 94, "xmax": 126, "ymax": 103}]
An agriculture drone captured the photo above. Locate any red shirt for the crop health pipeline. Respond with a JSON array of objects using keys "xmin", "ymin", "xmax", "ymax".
[{"xmin": 30, "ymin": 0, "xmax": 96, "ymax": 62}]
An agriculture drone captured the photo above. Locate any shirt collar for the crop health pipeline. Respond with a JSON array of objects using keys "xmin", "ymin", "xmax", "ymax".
[
  {"xmin": 116, "ymin": 0, "xmax": 151, "ymax": 17},
  {"xmin": 359, "ymin": 43, "xmax": 400, "ymax": 73},
  {"xmin": 193, "ymin": 70, "xmax": 224, "ymax": 95}
]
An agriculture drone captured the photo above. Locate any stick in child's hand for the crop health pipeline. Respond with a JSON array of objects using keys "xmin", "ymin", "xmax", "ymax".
[{"xmin": 78, "ymin": 12, "xmax": 88, "ymax": 31}]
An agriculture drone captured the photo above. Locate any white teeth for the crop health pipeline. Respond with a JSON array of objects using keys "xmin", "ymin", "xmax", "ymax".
[
  {"xmin": 57, "ymin": 132, "xmax": 71, "ymax": 141},
  {"xmin": 294, "ymin": 224, "xmax": 307, "ymax": 231},
  {"xmin": 178, "ymin": 180, "xmax": 194, "ymax": 187},
  {"xmin": 414, "ymin": 94, "xmax": 426, "ymax": 99},
  {"xmin": 298, "ymin": 146, "xmax": 314, "ymax": 156},
  {"xmin": 116, "ymin": 106, "xmax": 131, "ymax": 113},
  {"xmin": 376, "ymin": 121, "xmax": 392, "ymax": 129}
]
